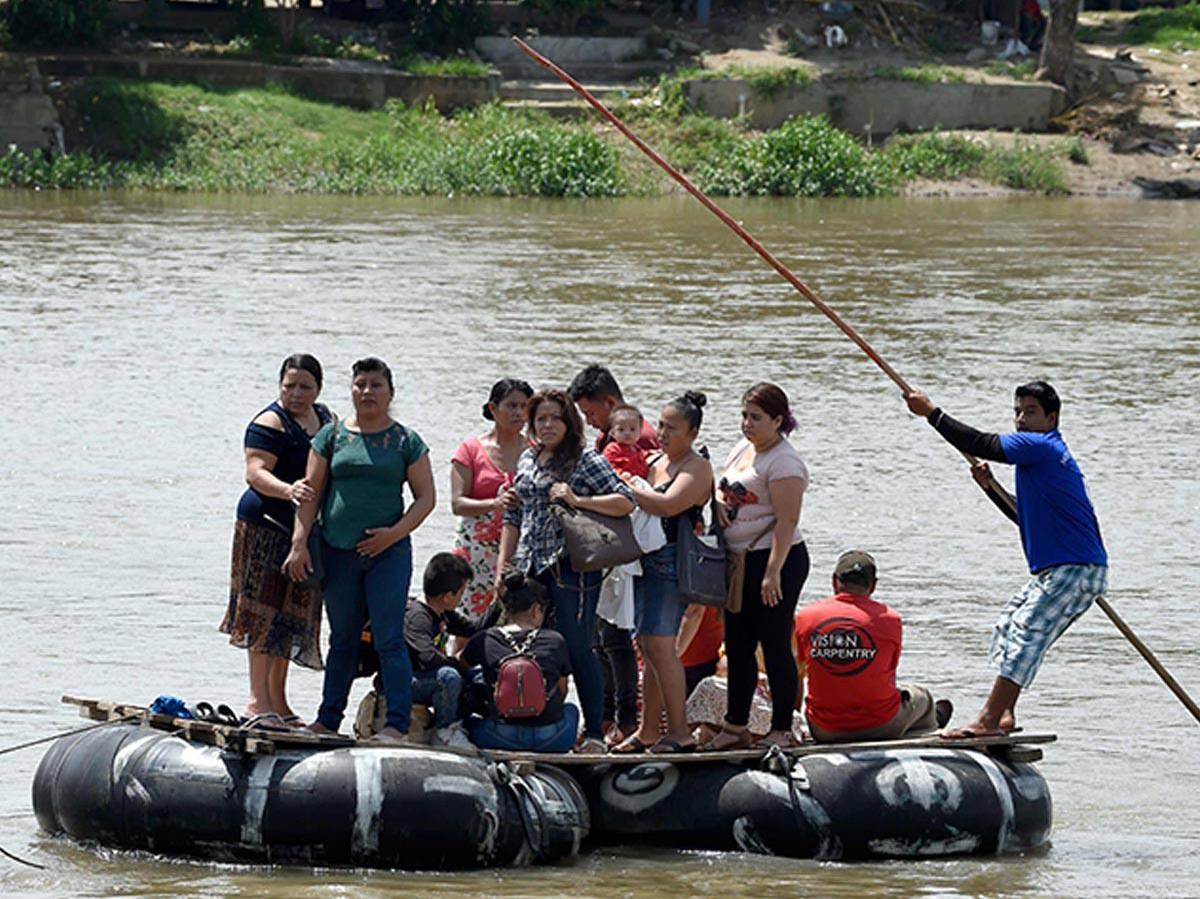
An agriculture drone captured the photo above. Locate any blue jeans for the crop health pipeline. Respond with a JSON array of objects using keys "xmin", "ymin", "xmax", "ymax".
[
  {"xmin": 633, "ymin": 543, "xmax": 685, "ymax": 637},
  {"xmin": 411, "ymin": 666, "xmax": 463, "ymax": 728},
  {"xmin": 318, "ymin": 538, "xmax": 413, "ymax": 733},
  {"xmin": 466, "ymin": 704, "xmax": 580, "ymax": 752},
  {"xmin": 538, "ymin": 559, "xmax": 604, "ymax": 739}
]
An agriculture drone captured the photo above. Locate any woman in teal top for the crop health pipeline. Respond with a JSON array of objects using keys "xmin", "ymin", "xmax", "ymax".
[{"xmin": 285, "ymin": 357, "xmax": 435, "ymax": 742}]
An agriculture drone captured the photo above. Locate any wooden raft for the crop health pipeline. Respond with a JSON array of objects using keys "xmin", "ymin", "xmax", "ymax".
[{"xmin": 63, "ymin": 695, "xmax": 1053, "ymax": 765}]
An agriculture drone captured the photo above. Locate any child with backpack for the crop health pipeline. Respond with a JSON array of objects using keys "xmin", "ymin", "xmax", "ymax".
[{"xmin": 461, "ymin": 571, "xmax": 578, "ymax": 752}]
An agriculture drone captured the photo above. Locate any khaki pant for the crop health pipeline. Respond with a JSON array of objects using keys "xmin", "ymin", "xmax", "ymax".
[{"xmin": 808, "ymin": 683, "xmax": 936, "ymax": 744}]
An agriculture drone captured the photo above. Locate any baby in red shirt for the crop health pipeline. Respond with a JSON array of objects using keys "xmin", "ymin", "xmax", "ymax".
[{"xmin": 601, "ymin": 405, "xmax": 650, "ymax": 479}]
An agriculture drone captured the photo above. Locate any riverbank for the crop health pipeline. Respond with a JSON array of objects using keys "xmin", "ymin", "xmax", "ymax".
[{"xmin": 1, "ymin": 76, "xmax": 1094, "ymax": 197}]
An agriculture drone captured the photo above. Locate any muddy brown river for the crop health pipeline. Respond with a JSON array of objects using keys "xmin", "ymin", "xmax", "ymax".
[{"xmin": 1, "ymin": 191, "xmax": 1198, "ymax": 897}]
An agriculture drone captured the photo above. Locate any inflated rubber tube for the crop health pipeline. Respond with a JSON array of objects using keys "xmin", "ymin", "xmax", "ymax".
[
  {"xmin": 578, "ymin": 746, "xmax": 1051, "ymax": 859},
  {"xmin": 33, "ymin": 724, "xmax": 588, "ymax": 869}
]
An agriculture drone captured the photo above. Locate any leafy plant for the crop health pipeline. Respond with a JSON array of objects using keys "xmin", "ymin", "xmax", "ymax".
[{"xmin": 0, "ymin": 0, "xmax": 110, "ymax": 49}]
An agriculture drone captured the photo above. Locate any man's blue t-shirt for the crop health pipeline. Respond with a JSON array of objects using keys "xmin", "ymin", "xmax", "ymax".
[{"xmin": 998, "ymin": 429, "xmax": 1107, "ymax": 573}]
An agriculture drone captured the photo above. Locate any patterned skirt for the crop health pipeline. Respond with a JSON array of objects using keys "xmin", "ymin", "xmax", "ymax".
[
  {"xmin": 452, "ymin": 511, "xmax": 504, "ymax": 617},
  {"xmin": 221, "ymin": 519, "xmax": 324, "ymax": 670}
]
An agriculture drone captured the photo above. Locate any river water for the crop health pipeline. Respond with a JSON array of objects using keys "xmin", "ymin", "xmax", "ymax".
[{"xmin": 1, "ymin": 191, "xmax": 1198, "ymax": 897}]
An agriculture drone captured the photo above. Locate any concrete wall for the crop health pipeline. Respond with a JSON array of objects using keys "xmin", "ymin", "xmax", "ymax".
[
  {"xmin": 0, "ymin": 58, "xmax": 64, "ymax": 154},
  {"xmin": 32, "ymin": 54, "xmax": 498, "ymax": 112},
  {"xmin": 685, "ymin": 78, "xmax": 1069, "ymax": 135},
  {"xmin": 475, "ymin": 35, "xmax": 647, "ymax": 78}
]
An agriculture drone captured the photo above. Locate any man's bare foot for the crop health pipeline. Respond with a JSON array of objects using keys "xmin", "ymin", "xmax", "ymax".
[
  {"xmin": 998, "ymin": 709, "xmax": 1016, "ymax": 733},
  {"xmin": 307, "ymin": 721, "xmax": 337, "ymax": 735},
  {"xmin": 940, "ymin": 716, "xmax": 1008, "ymax": 740}
]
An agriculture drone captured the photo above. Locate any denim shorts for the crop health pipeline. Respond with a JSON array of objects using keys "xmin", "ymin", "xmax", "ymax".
[{"xmin": 634, "ymin": 543, "xmax": 685, "ymax": 637}]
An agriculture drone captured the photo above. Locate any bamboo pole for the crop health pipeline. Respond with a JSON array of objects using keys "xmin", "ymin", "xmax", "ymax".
[{"xmin": 511, "ymin": 35, "xmax": 1200, "ymax": 726}]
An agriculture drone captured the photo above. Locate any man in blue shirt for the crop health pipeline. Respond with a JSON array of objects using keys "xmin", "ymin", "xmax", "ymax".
[{"xmin": 905, "ymin": 381, "xmax": 1108, "ymax": 738}]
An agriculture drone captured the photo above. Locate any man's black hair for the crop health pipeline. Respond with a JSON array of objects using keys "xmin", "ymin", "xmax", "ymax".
[
  {"xmin": 568, "ymin": 364, "xmax": 623, "ymax": 402},
  {"xmin": 1015, "ymin": 380, "xmax": 1061, "ymax": 417},
  {"xmin": 423, "ymin": 552, "xmax": 473, "ymax": 598}
]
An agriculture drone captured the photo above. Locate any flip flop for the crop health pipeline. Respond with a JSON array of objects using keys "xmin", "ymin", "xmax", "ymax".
[
  {"xmin": 648, "ymin": 737, "xmax": 697, "ymax": 754},
  {"xmin": 216, "ymin": 705, "xmax": 243, "ymax": 727},
  {"xmin": 192, "ymin": 702, "xmax": 217, "ymax": 723},
  {"xmin": 610, "ymin": 735, "xmax": 652, "ymax": 754},
  {"xmin": 240, "ymin": 713, "xmax": 291, "ymax": 733}
]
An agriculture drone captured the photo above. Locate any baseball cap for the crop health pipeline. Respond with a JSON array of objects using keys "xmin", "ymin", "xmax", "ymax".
[{"xmin": 834, "ymin": 550, "xmax": 877, "ymax": 586}]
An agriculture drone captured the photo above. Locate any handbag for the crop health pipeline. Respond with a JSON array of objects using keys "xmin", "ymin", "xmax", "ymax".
[
  {"xmin": 724, "ymin": 518, "xmax": 777, "ymax": 615},
  {"xmin": 551, "ymin": 503, "xmax": 642, "ymax": 573},
  {"xmin": 676, "ymin": 481, "xmax": 729, "ymax": 607}
]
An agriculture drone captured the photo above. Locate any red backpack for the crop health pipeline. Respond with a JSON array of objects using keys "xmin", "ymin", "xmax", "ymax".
[{"xmin": 494, "ymin": 629, "xmax": 548, "ymax": 720}]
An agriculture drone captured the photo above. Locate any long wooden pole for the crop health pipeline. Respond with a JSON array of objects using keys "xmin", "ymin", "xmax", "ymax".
[
  {"xmin": 512, "ymin": 36, "xmax": 1200, "ymax": 726},
  {"xmin": 1095, "ymin": 596, "xmax": 1200, "ymax": 724}
]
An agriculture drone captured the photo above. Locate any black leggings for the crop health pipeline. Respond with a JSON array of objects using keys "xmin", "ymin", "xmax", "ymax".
[
  {"xmin": 594, "ymin": 619, "xmax": 639, "ymax": 729},
  {"xmin": 724, "ymin": 542, "xmax": 810, "ymax": 733}
]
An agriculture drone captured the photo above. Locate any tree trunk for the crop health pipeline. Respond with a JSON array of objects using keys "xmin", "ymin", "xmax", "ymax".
[{"xmin": 1036, "ymin": 0, "xmax": 1079, "ymax": 87}]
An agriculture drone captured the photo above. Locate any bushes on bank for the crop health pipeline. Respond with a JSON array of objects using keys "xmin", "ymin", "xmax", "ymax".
[
  {"xmin": 0, "ymin": 0, "xmax": 110, "ymax": 49},
  {"xmin": 0, "ymin": 79, "xmax": 1070, "ymax": 197},
  {"xmin": 695, "ymin": 116, "xmax": 887, "ymax": 197}
]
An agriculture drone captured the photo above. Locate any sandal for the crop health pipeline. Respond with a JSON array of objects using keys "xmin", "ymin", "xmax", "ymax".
[
  {"xmin": 648, "ymin": 737, "xmax": 697, "ymax": 754},
  {"xmin": 574, "ymin": 737, "xmax": 607, "ymax": 755},
  {"xmin": 755, "ymin": 731, "xmax": 800, "ymax": 749},
  {"xmin": 610, "ymin": 735, "xmax": 652, "ymax": 754},
  {"xmin": 240, "ymin": 713, "xmax": 291, "ymax": 733},
  {"xmin": 697, "ymin": 728, "xmax": 753, "ymax": 752}
]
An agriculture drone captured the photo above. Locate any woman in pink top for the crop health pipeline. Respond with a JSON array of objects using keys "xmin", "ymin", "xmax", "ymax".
[
  {"xmin": 450, "ymin": 379, "xmax": 532, "ymax": 616},
  {"xmin": 703, "ymin": 382, "xmax": 811, "ymax": 751}
]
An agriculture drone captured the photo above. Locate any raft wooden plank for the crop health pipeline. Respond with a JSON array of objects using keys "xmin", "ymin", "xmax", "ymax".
[
  {"xmin": 482, "ymin": 732, "xmax": 1057, "ymax": 766},
  {"xmin": 58, "ymin": 699, "xmax": 1054, "ymax": 764}
]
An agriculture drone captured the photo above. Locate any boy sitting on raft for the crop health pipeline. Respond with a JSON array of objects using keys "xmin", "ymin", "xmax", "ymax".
[
  {"xmin": 794, "ymin": 551, "xmax": 951, "ymax": 743},
  {"xmin": 405, "ymin": 553, "xmax": 500, "ymax": 747}
]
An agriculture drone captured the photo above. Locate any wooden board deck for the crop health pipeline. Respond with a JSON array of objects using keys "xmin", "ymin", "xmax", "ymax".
[{"xmin": 62, "ymin": 695, "xmax": 1052, "ymax": 765}]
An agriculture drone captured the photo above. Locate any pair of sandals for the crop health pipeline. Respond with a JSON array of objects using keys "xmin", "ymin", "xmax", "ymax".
[
  {"xmin": 611, "ymin": 734, "xmax": 698, "ymax": 754},
  {"xmin": 192, "ymin": 702, "xmax": 241, "ymax": 727}
]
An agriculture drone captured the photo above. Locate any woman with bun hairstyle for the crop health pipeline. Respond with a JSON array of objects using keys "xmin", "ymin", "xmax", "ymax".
[
  {"xmin": 461, "ymin": 572, "xmax": 579, "ymax": 752},
  {"xmin": 223, "ymin": 354, "xmax": 332, "ymax": 725},
  {"xmin": 449, "ymin": 378, "xmax": 533, "ymax": 617},
  {"xmin": 494, "ymin": 388, "xmax": 635, "ymax": 754},
  {"xmin": 614, "ymin": 391, "xmax": 714, "ymax": 753},
  {"xmin": 703, "ymin": 382, "xmax": 810, "ymax": 751}
]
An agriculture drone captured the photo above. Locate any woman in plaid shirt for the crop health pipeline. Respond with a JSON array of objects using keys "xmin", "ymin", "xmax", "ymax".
[{"xmin": 495, "ymin": 388, "xmax": 635, "ymax": 753}]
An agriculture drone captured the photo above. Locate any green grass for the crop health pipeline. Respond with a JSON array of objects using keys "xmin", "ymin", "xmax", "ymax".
[
  {"xmin": 985, "ymin": 59, "xmax": 1036, "ymax": 80},
  {"xmin": 878, "ymin": 132, "xmax": 1067, "ymax": 194},
  {"xmin": 873, "ymin": 64, "xmax": 967, "ymax": 84},
  {"xmin": 393, "ymin": 54, "xmax": 493, "ymax": 77},
  {"xmin": 1, "ymin": 78, "xmax": 1071, "ymax": 197},
  {"xmin": 1078, "ymin": 3, "xmax": 1200, "ymax": 49}
]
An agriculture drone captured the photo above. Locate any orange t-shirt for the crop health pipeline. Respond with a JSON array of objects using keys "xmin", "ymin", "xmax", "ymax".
[
  {"xmin": 793, "ymin": 593, "xmax": 902, "ymax": 733},
  {"xmin": 680, "ymin": 606, "xmax": 724, "ymax": 668}
]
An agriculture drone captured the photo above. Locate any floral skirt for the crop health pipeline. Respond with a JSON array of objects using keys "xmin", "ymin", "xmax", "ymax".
[
  {"xmin": 685, "ymin": 675, "xmax": 804, "ymax": 739},
  {"xmin": 221, "ymin": 519, "xmax": 324, "ymax": 670},
  {"xmin": 453, "ymin": 512, "xmax": 503, "ymax": 617}
]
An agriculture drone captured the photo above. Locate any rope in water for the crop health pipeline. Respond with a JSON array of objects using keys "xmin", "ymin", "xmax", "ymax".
[{"xmin": 0, "ymin": 713, "xmax": 141, "ymax": 870}]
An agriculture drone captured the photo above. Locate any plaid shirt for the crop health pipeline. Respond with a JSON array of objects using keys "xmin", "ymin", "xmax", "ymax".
[{"xmin": 503, "ymin": 447, "xmax": 634, "ymax": 575}]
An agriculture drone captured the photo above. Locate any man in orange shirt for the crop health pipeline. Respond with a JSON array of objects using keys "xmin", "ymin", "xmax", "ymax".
[{"xmin": 794, "ymin": 551, "xmax": 950, "ymax": 743}]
